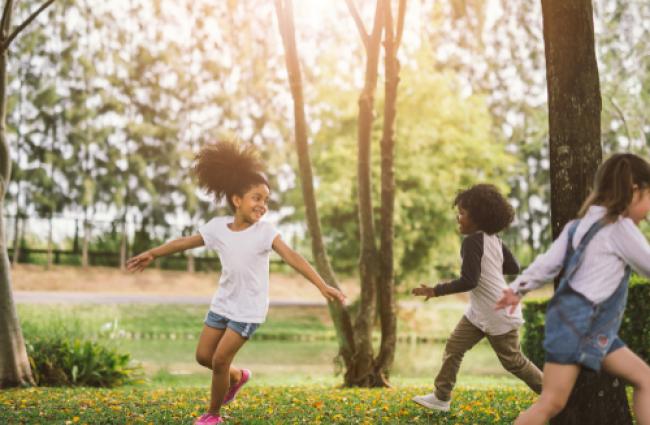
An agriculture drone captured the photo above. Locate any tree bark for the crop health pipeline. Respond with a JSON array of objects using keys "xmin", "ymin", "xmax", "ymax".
[
  {"xmin": 46, "ymin": 214, "xmax": 53, "ymax": 269},
  {"xmin": 374, "ymin": 0, "xmax": 406, "ymax": 382},
  {"xmin": 0, "ymin": 0, "xmax": 35, "ymax": 388},
  {"xmin": 11, "ymin": 212, "xmax": 20, "ymax": 266},
  {"xmin": 541, "ymin": 1, "xmax": 631, "ymax": 423},
  {"xmin": 119, "ymin": 216, "xmax": 127, "ymax": 270},
  {"xmin": 543, "ymin": 0, "xmax": 602, "ymax": 239},
  {"xmin": 345, "ymin": 0, "xmax": 384, "ymax": 387},
  {"xmin": 273, "ymin": 0, "xmax": 356, "ymax": 383}
]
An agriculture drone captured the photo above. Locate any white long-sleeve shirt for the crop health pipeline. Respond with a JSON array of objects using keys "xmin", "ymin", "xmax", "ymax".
[{"xmin": 510, "ymin": 205, "xmax": 650, "ymax": 304}]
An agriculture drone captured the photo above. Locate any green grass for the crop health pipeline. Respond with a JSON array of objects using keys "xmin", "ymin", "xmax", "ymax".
[
  {"xmin": 16, "ymin": 302, "xmax": 524, "ymax": 387},
  {"xmin": 0, "ymin": 384, "xmax": 537, "ymax": 424}
]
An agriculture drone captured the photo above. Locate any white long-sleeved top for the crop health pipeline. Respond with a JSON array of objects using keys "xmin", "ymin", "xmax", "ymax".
[{"xmin": 510, "ymin": 205, "xmax": 650, "ymax": 304}]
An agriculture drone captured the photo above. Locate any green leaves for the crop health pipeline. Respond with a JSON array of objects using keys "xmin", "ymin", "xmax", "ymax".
[{"xmin": 26, "ymin": 337, "xmax": 141, "ymax": 387}]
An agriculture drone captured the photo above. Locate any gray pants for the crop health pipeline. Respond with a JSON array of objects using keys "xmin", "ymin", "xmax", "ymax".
[{"xmin": 434, "ymin": 315, "xmax": 543, "ymax": 401}]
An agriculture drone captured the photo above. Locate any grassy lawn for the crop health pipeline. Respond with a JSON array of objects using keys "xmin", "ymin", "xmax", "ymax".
[
  {"xmin": 0, "ymin": 384, "xmax": 537, "ymax": 424},
  {"xmin": 17, "ymin": 302, "xmax": 520, "ymax": 387}
]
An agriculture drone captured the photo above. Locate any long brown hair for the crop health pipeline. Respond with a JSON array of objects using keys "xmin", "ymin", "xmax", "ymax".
[
  {"xmin": 578, "ymin": 153, "xmax": 650, "ymax": 221},
  {"xmin": 193, "ymin": 141, "xmax": 269, "ymax": 211}
]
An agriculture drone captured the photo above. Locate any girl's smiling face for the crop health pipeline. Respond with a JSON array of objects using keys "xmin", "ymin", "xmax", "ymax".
[
  {"xmin": 232, "ymin": 183, "xmax": 270, "ymax": 224},
  {"xmin": 457, "ymin": 206, "xmax": 478, "ymax": 235},
  {"xmin": 626, "ymin": 186, "xmax": 650, "ymax": 225}
]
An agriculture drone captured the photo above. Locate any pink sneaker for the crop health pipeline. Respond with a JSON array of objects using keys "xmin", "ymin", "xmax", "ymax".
[
  {"xmin": 194, "ymin": 413, "xmax": 224, "ymax": 425},
  {"xmin": 223, "ymin": 369, "xmax": 251, "ymax": 404}
]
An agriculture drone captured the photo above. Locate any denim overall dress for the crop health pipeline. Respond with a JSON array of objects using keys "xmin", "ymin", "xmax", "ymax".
[{"xmin": 543, "ymin": 219, "xmax": 630, "ymax": 371}]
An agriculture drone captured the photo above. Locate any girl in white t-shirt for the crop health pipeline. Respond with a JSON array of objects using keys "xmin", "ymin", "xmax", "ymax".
[{"xmin": 127, "ymin": 141, "xmax": 345, "ymax": 425}]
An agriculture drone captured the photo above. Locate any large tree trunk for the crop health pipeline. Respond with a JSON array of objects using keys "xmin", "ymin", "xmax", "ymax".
[
  {"xmin": 273, "ymin": 0, "xmax": 357, "ymax": 383},
  {"xmin": 374, "ymin": 0, "xmax": 406, "ymax": 382},
  {"xmin": 0, "ymin": 0, "xmax": 35, "ymax": 388},
  {"xmin": 543, "ymin": 0, "xmax": 602, "ymax": 237},
  {"xmin": 0, "ymin": 0, "xmax": 56, "ymax": 388},
  {"xmin": 541, "ymin": 1, "xmax": 631, "ymax": 423}
]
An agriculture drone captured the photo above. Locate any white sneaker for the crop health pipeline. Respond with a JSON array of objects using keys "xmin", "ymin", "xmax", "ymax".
[{"xmin": 412, "ymin": 392, "xmax": 451, "ymax": 412}]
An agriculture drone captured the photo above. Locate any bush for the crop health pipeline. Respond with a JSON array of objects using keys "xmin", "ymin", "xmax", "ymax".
[
  {"xmin": 522, "ymin": 276, "xmax": 650, "ymax": 369},
  {"xmin": 26, "ymin": 337, "xmax": 141, "ymax": 387}
]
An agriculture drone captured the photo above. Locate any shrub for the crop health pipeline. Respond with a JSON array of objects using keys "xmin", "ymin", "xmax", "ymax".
[
  {"xmin": 522, "ymin": 276, "xmax": 650, "ymax": 369},
  {"xmin": 26, "ymin": 337, "xmax": 141, "ymax": 387}
]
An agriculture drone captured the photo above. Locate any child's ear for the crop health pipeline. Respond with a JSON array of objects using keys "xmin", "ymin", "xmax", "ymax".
[{"xmin": 232, "ymin": 194, "xmax": 242, "ymax": 209}]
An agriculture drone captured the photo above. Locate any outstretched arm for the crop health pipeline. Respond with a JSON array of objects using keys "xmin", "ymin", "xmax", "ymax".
[
  {"xmin": 127, "ymin": 234, "xmax": 205, "ymax": 272},
  {"xmin": 272, "ymin": 236, "xmax": 346, "ymax": 304}
]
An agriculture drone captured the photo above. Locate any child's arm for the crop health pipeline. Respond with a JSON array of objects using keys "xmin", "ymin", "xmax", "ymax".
[
  {"xmin": 127, "ymin": 234, "xmax": 205, "ymax": 272},
  {"xmin": 610, "ymin": 218, "xmax": 650, "ymax": 278},
  {"xmin": 497, "ymin": 221, "xmax": 574, "ymax": 312},
  {"xmin": 272, "ymin": 236, "xmax": 346, "ymax": 304},
  {"xmin": 502, "ymin": 242, "xmax": 520, "ymax": 275},
  {"xmin": 413, "ymin": 234, "xmax": 482, "ymax": 300},
  {"xmin": 422, "ymin": 233, "xmax": 483, "ymax": 298},
  {"xmin": 508, "ymin": 221, "xmax": 573, "ymax": 296}
]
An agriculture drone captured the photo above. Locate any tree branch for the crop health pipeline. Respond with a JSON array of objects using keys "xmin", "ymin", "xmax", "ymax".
[
  {"xmin": 383, "ymin": 0, "xmax": 393, "ymax": 39},
  {"xmin": 274, "ymin": 0, "xmax": 288, "ymax": 47},
  {"xmin": 0, "ymin": 0, "xmax": 14, "ymax": 36},
  {"xmin": 345, "ymin": 0, "xmax": 370, "ymax": 50},
  {"xmin": 368, "ymin": 0, "xmax": 383, "ymax": 46},
  {"xmin": 2, "ymin": 0, "xmax": 55, "ymax": 52},
  {"xmin": 608, "ymin": 96, "xmax": 633, "ymax": 146},
  {"xmin": 395, "ymin": 0, "xmax": 407, "ymax": 49}
]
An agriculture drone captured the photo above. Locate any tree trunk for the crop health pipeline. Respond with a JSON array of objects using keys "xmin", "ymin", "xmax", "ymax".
[
  {"xmin": 82, "ymin": 218, "xmax": 89, "ymax": 267},
  {"xmin": 344, "ymin": 0, "xmax": 385, "ymax": 387},
  {"xmin": 541, "ymin": 1, "xmax": 631, "ymax": 423},
  {"xmin": 46, "ymin": 214, "xmax": 53, "ymax": 269},
  {"xmin": 374, "ymin": 0, "xmax": 406, "ymax": 382},
  {"xmin": 0, "ymin": 0, "xmax": 35, "ymax": 388},
  {"xmin": 11, "ymin": 212, "xmax": 20, "ymax": 266},
  {"xmin": 543, "ymin": 0, "xmax": 602, "ymax": 238},
  {"xmin": 187, "ymin": 252, "xmax": 195, "ymax": 273},
  {"xmin": 119, "ymin": 216, "xmax": 127, "ymax": 270},
  {"xmin": 273, "ymin": 0, "xmax": 357, "ymax": 383}
]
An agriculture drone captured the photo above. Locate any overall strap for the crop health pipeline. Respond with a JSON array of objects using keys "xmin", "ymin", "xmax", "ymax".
[
  {"xmin": 561, "ymin": 219, "xmax": 608, "ymax": 283},
  {"xmin": 562, "ymin": 220, "xmax": 581, "ymax": 264}
]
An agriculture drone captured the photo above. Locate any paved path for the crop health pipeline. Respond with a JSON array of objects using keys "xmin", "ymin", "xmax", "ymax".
[{"xmin": 13, "ymin": 291, "xmax": 327, "ymax": 307}]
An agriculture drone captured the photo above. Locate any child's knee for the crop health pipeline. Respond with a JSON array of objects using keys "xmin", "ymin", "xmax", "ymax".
[
  {"xmin": 634, "ymin": 366, "xmax": 650, "ymax": 389},
  {"xmin": 211, "ymin": 354, "xmax": 231, "ymax": 371},
  {"xmin": 443, "ymin": 344, "xmax": 469, "ymax": 358},
  {"xmin": 539, "ymin": 393, "xmax": 568, "ymax": 416},
  {"xmin": 500, "ymin": 354, "xmax": 526, "ymax": 373},
  {"xmin": 196, "ymin": 352, "xmax": 211, "ymax": 368}
]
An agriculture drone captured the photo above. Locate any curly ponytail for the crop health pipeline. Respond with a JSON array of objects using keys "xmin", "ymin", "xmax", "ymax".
[
  {"xmin": 579, "ymin": 153, "xmax": 650, "ymax": 221},
  {"xmin": 193, "ymin": 141, "xmax": 269, "ymax": 211}
]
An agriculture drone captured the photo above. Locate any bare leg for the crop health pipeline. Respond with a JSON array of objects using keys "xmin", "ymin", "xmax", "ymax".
[
  {"xmin": 208, "ymin": 328, "xmax": 248, "ymax": 415},
  {"xmin": 195, "ymin": 325, "xmax": 243, "ymax": 385},
  {"xmin": 602, "ymin": 347, "xmax": 650, "ymax": 425},
  {"xmin": 514, "ymin": 363, "xmax": 580, "ymax": 425}
]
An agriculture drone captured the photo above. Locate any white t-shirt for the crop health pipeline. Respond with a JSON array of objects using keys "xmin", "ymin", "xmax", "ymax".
[{"xmin": 199, "ymin": 216, "xmax": 279, "ymax": 323}]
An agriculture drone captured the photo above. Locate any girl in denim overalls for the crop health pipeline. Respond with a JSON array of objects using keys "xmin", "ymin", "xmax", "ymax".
[{"xmin": 497, "ymin": 153, "xmax": 650, "ymax": 425}]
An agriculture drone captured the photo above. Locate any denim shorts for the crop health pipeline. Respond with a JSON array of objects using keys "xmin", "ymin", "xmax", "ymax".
[
  {"xmin": 204, "ymin": 311, "xmax": 260, "ymax": 339},
  {"xmin": 544, "ymin": 286, "xmax": 626, "ymax": 371}
]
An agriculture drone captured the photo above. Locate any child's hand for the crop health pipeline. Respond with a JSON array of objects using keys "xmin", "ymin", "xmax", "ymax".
[
  {"xmin": 321, "ymin": 285, "xmax": 346, "ymax": 304},
  {"xmin": 412, "ymin": 284, "xmax": 436, "ymax": 301},
  {"xmin": 126, "ymin": 251, "xmax": 155, "ymax": 272},
  {"xmin": 495, "ymin": 288, "xmax": 521, "ymax": 314}
]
